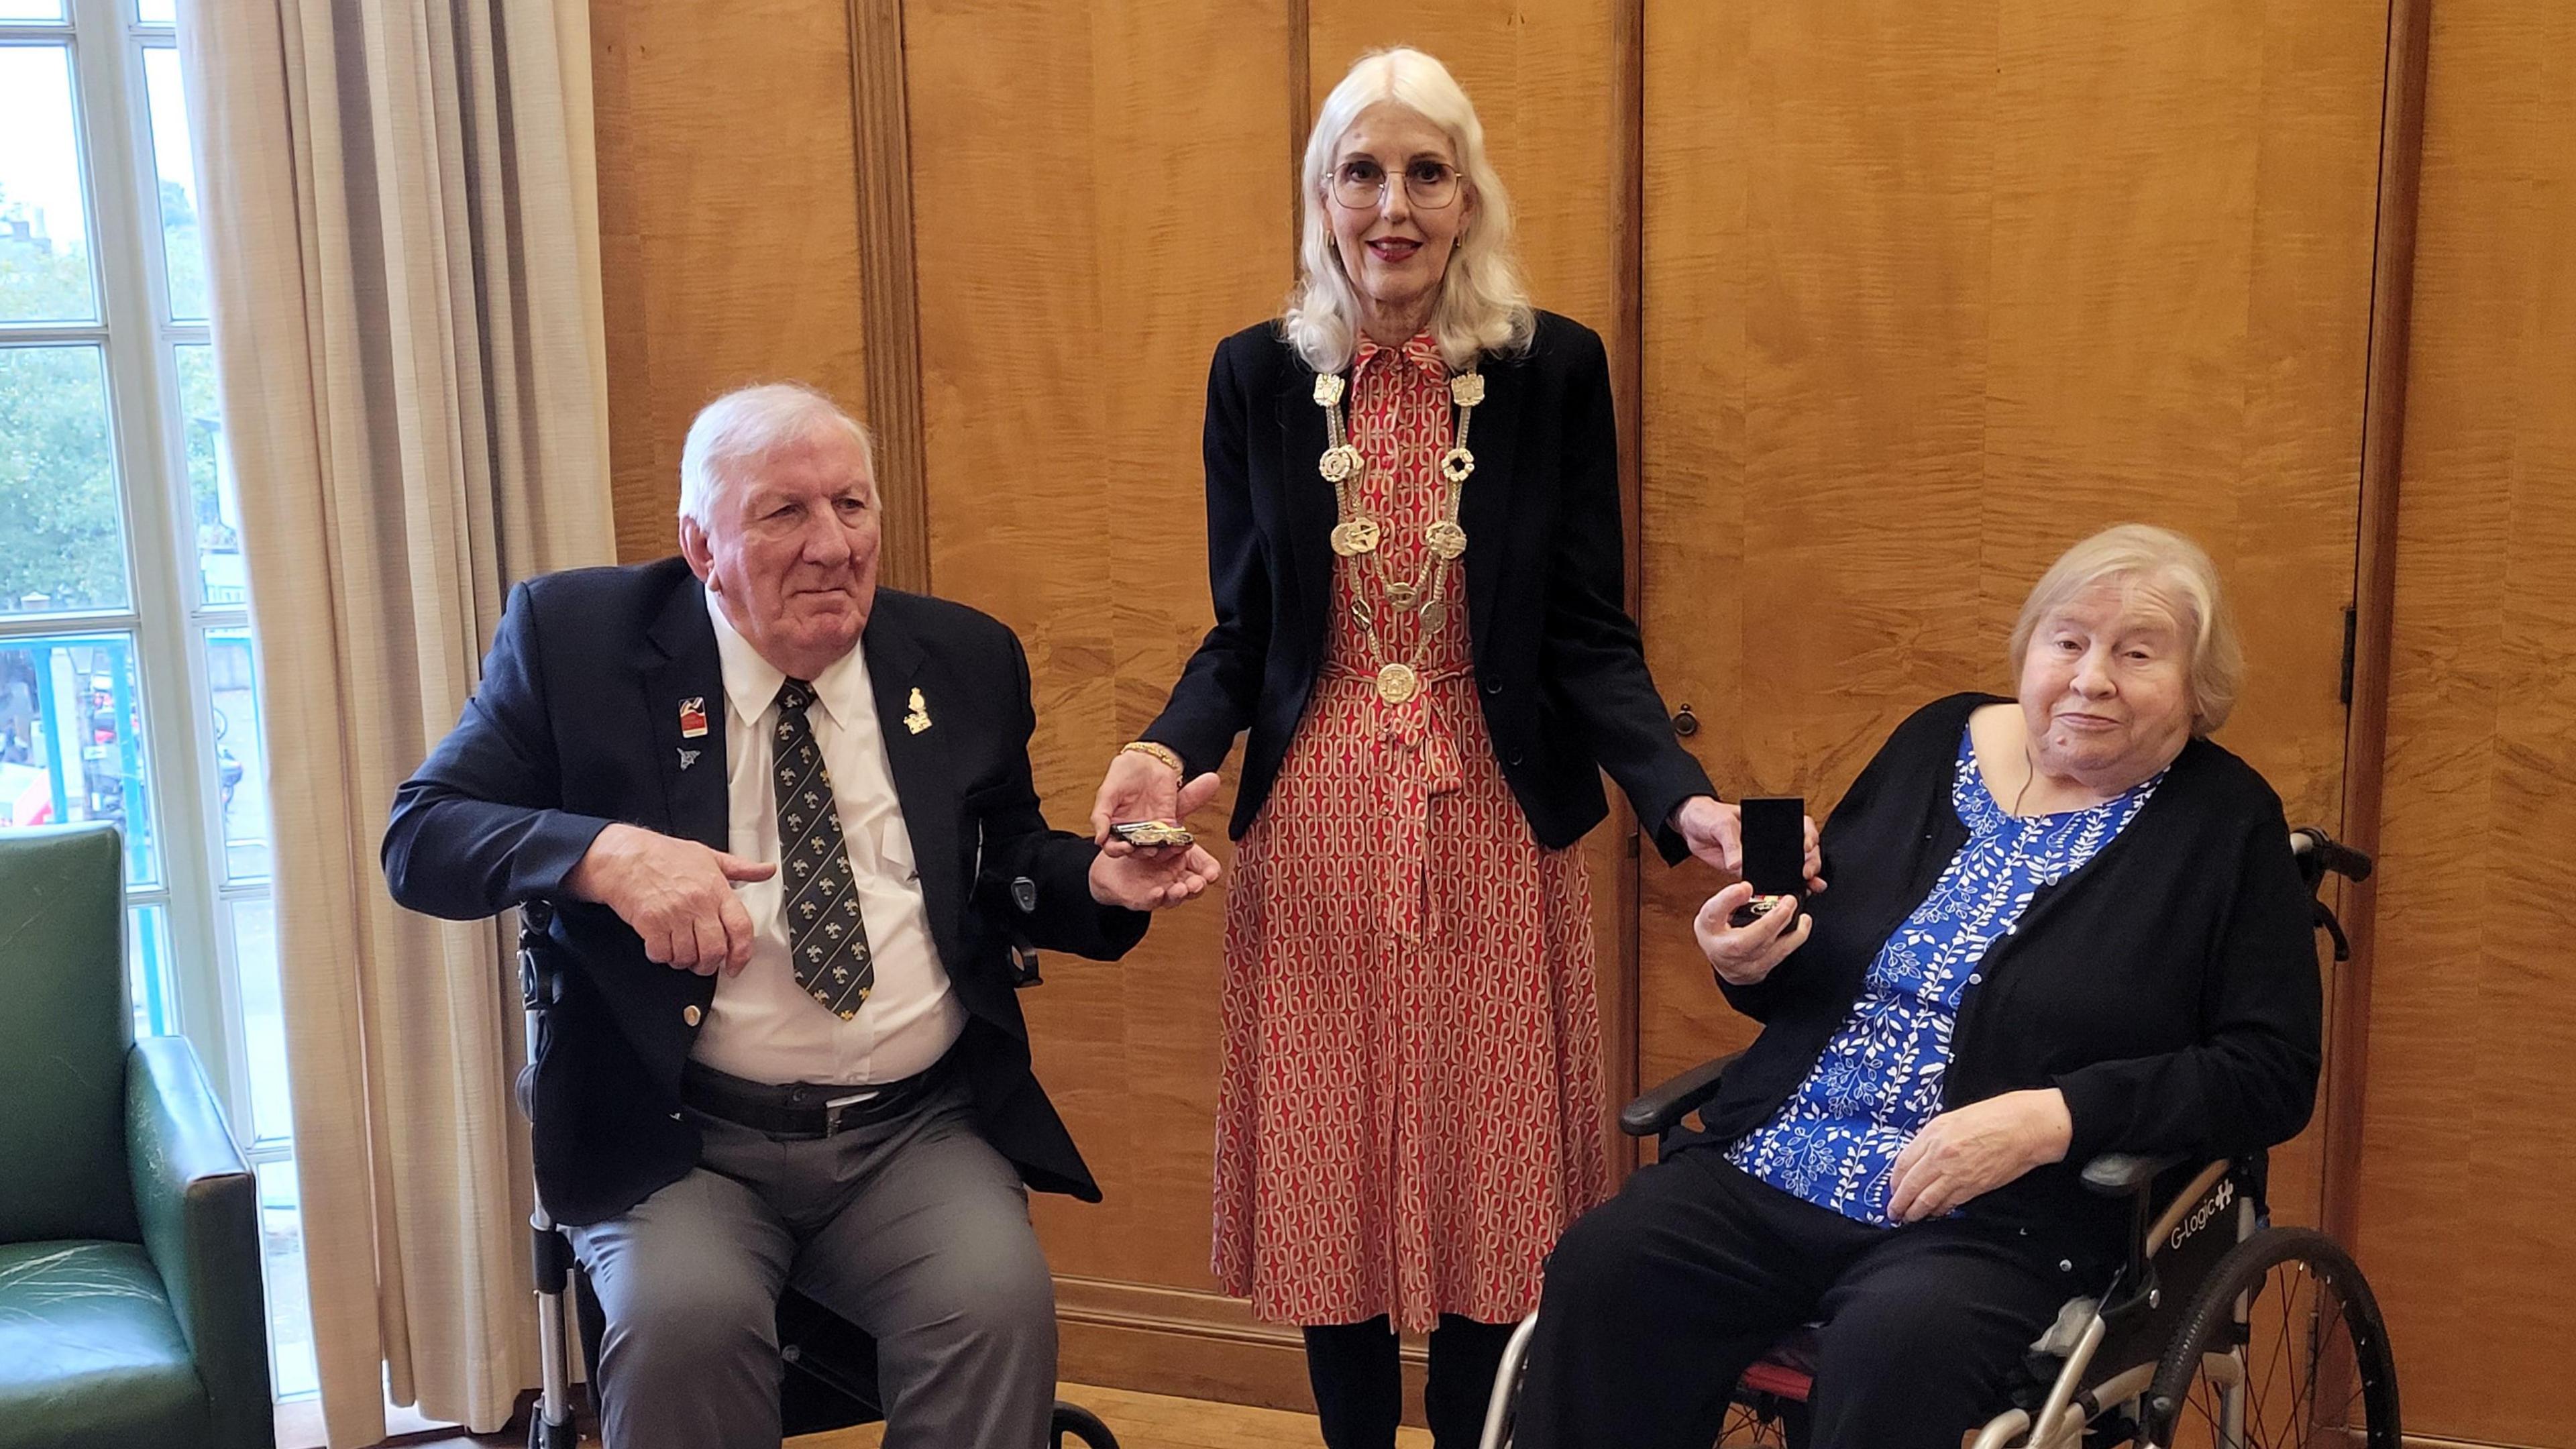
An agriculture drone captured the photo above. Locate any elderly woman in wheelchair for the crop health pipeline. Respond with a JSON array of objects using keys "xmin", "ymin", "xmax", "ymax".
[{"xmin": 1497, "ymin": 525, "xmax": 2398, "ymax": 1449}]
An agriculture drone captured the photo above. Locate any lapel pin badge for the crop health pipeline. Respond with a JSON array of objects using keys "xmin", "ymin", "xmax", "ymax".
[
  {"xmin": 678, "ymin": 696, "xmax": 708, "ymax": 739},
  {"xmin": 904, "ymin": 686, "xmax": 932, "ymax": 735},
  {"xmin": 678, "ymin": 748, "xmax": 701, "ymax": 771}
]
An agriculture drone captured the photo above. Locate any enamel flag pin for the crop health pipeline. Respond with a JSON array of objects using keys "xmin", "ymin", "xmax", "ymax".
[
  {"xmin": 678, "ymin": 697, "xmax": 708, "ymax": 739},
  {"xmin": 904, "ymin": 688, "xmax": 932, "ymax": 735}
]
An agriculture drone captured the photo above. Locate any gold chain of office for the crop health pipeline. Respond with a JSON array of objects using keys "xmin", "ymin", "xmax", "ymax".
[{"xmin": 1315, "ymin": 366, "xmax": 1482, "ymax": 705}]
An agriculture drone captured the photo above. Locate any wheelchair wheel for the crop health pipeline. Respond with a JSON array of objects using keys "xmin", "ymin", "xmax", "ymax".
[
  {"xmin": 2139, "ymin": 1227, "xmax": 2398, "ymax": 1449},
  {"xmin": 1714, "ymin": 1395, "xmax": 1799, "ymax": 1446},
  {"xmin": 1051, "ymin": 1401, "xmax": 1120, "ymax": 1448}
]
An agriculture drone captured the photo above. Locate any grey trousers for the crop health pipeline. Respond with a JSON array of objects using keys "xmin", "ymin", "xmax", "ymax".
[{"xmin": 564, "ymin": 1079, "xmax": 1057, "ymax": 1449}]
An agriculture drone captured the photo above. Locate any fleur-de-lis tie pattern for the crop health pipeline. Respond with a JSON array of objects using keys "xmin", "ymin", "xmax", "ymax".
[{"xmin": 773, "ymin": 678, "xmax": 873, "ymax": 1018}]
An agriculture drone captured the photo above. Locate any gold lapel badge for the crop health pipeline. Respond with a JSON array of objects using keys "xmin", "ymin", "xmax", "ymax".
[{"xmin": 904, "ymin": 687, "xmax": 932, "ymax": 735}]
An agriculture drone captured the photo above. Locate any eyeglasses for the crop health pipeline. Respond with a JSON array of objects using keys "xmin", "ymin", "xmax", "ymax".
[{"xmin": 1329, "ymin": 158, "xmax": 1463, "ymax": 212}]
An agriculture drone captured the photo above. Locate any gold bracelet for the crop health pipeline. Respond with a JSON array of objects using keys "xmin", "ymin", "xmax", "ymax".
[{"xmin": 1119, "ymin": 740, "xmax": 1185, "ymax": 777}]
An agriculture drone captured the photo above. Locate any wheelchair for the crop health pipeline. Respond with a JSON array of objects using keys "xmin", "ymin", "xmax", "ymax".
[
  {"xmin": 1479, "ymin": 826, "xmax": 2399, "ymax": 1449},
  {"xmin": 513, "ymin": 902, "xmax": 1121, "ymax": 1448}
]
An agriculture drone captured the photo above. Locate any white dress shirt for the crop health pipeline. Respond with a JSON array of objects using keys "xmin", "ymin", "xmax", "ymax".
[{"xmin": 690, "ymin": 592, "xmax": 966, "ymax": 1085}]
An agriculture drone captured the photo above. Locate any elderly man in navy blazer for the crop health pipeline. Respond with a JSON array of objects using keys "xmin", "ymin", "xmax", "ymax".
[{"xmin": 383, "ymin": 382, "xmax": 1220, "ymax": 1449}]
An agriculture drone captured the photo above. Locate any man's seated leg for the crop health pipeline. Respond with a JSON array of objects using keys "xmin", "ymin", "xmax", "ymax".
[
  {"xmin": 568, "ymin": 1164, "xmax": 795, "ymax": 1449},
  {"xmin": 788, "ymin": 1082, "xmax": 1057, "ymax": 1449}
]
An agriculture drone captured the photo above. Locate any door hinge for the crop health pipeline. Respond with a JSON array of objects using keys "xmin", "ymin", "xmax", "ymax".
[{"xmin": 2339, "ymin": 604, "xmax": 2358, "ymax": 706}]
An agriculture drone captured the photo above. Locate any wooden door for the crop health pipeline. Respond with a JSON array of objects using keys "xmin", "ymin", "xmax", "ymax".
[
  {"xmin": 2353, "ymin": 0, "xmax": 2576, "ymax": 1436},
  {"xmin": 1633, "ymin": 0, "xmax": 2394, "ymax": 1236},
  {"xmin": 895, "ymin": 0, "xmax": 1305, "ymax": 1403}
]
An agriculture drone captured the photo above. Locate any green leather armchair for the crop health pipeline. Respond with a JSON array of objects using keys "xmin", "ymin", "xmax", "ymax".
[{"xmin": 0, "ymin": 824, "xmax": 274, "ymax": 1449}]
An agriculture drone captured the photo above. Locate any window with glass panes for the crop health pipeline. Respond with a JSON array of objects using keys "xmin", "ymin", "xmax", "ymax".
[{"xmin": 1, "ymin": 0, "xmax": 312, "ymax": 1400}]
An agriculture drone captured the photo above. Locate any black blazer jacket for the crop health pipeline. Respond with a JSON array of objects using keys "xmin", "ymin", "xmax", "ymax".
[
  {"xmin": 382, "ymin": 559, "xmax": 1146, "ymax": 1225},
  {"xmin": 1141, "ymin": 311, "xmax": 1714, "ymax": 861},
  {"xmin": 1680, "ymin": 692, "xmax": 2324, "ymax": 1262}
]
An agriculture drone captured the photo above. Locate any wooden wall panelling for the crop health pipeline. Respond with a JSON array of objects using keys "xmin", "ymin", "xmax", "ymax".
[
  {"xmin": 1980, "ymin": 0, "xmax": 2384, "ymax": 1230},
  {"xmin": 2318, "ymin": 0, "xmax": 2428, "ymax": 1275},
  {"xmin": 2357, "ymin": 0, "xmax": 2576, "ymax": 1439},
  {"xmin": 1302, "ymin": 1, "xmax": 1646, "ymax": 1177},
  {"xmin": 1085, "ymin": 0, "xmax": 1301, "ymax": 1392},
  {"xmin": 589, "ymin": 0, "xmax": 872, "ymax": 562},
  {"xmin": 849, "ymin": 0, "xmax": 930, "ymax": 591},
  {"xmin": 898, "ymin": 0, "xmax": 1301, "ymax": 1406},
  {"xmin": 1638, "ymin": 0, "xmax": 2008, "ymax": 1098},
  {"xmin": 1635, "ymin": 0, "xmax": 2385, "ymax": 1236}
]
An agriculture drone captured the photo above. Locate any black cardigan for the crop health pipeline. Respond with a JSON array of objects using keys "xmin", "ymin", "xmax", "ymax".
[
  {"xmin": 1678, "ymin": 692, "xmax": 2323, "ymax": 1261},
  {"xmin": 1141, "ymin": 312, "xmax": 1713, "ymax": 859}
]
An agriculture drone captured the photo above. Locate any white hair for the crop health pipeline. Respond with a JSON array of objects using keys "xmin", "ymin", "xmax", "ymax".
[
  {"xmin": 1282, "ymin": 47, "xmax": 1537, "ymax": 375},
  {"xmin": 676, "ymin": 382, "xmax": 875, "ymax": 527},
  {"xmin": 2009, "ymin": 523, "xmax": 2245, "ymax": 735}
]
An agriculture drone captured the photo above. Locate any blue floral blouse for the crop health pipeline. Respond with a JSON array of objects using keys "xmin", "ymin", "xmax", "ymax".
[{"xmin": 1725, "ymin": 725, "xmax": 2164, "ymax": 1227}]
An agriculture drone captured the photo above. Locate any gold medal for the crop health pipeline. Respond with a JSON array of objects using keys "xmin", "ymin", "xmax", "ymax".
[
  {"xmin": 1319, "ymin": 443, "xmax": 1364, "ymax": 482},
  {"xmin": 1426, "ymin": 520, "xmax": 1467, "ymax": 559},
  {"xmin": 1375, "ymin": 662, "xmax": 1421, "ymax": 705},
  {"xmin": 1420, "ymin": 600, "xmax": 1448, "ymax": 632},
  {"xmin": 1438, "ymin": 447, "xmax": 1476, "ymax": 484},
  {"xmin": 1330, "ymin": 519, "xmax": 1382, "ymax": 555}
]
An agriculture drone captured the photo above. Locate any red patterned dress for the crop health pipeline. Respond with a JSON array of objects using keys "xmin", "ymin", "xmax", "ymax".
[{"xmin": 1210, "ymin": 332, "xmax": 1610, "ymax": 1332}]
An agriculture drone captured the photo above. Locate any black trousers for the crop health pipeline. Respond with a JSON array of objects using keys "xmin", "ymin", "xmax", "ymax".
[
  {"xmin": 1513, "ymin": 1148, "xmax": 2088, "ymax": 1449},
  {"xmin": 1304, "ymin": 1313, "xmax": 1518, "ymax": 1449}
]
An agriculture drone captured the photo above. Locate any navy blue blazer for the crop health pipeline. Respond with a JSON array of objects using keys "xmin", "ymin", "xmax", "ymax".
[
  {"xmin": 383, "ymin": 558, "xmax": 1145, "ymax": 1224},
  {"xmin": 1140, "ymin": 311, "xmax": 1713, "ymax": 859}
]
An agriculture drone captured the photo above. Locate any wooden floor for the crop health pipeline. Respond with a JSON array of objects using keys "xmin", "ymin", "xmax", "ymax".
[
  {"xmin": 323, "ymin": 1384, "xmax": 1431, "ymax": 1449},
  {"xmin": 798, "ymin": 1384, "xmax": 1432, "ymax": 1448}
]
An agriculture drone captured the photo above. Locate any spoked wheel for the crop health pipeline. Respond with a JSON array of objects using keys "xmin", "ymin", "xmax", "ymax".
[
  {"xmin": 1050, "ymin": 1400, "xmax": 1121, "ymax": 1448},
  {"xmin": 2140, "ymin": 1228, "xmax": 2399, "ymax": 1449},
  {"xmin": 1713, "ymin": 1394, "xmax": 1800, "ymax": 1446}
]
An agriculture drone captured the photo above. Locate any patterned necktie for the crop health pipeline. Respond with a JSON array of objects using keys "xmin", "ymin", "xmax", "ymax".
[{"xmin": 773, "ymin": 678, "xmax": 873, "ymax": 1018}]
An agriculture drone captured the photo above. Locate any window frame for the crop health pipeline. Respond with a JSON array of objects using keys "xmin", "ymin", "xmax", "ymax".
[{"xmin": 3, "ymin": 0, "xmax": 278, "ymax": 1221}]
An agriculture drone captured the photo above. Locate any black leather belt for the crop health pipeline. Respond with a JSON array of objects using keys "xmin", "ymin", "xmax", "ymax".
[{"xmin": 681, "ymin": 1055, "xmax": 952, "ymax": 1138}]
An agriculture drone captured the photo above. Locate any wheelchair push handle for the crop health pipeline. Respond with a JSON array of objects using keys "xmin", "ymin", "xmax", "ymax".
[
  {"xmin": 2288, "ymin": 826, "xmax": 2372, "ymax": 963},
  {"xmin": 518, "ymin": 899, "xmax": 564, "ymax": 1010},
  {"xmin": 2289, "ymin": 825, "xmax": 2373, "ymax": 888}
]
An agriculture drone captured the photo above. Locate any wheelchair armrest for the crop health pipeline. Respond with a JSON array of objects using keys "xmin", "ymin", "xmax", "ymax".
[
  {"xmin": 2080, "ymin": 1151, "xmax": 2188, "ymax": 1197},
  {"xmin": 1619, "ymin": 1051, "xmax": 1744, "ymax": 1138}
]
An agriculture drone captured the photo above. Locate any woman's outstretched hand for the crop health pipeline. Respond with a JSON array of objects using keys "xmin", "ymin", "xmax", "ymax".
[
  {"xmin": 1091, "ymin": 749, "xmax": 1187, "ymax": 853},
  {"xmin": 1085, "ymin": 765, "xmax": 1224, "ymax": 907}
]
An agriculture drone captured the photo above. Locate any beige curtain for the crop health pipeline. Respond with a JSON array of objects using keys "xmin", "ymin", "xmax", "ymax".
[{"xmin": 177, "ymin": 0, "xmax": 616, "ymax": 1441}]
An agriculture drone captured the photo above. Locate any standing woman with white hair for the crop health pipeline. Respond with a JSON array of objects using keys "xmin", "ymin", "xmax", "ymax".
[{"xmin": 1089, "ymin": 48, "xmax": 1805, "ymax": 1448}]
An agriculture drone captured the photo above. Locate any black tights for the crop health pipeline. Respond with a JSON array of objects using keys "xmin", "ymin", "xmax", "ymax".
[{"xmin": 1303, "ymin": 1314, "xmax": 1517, "ymax": 1449}]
